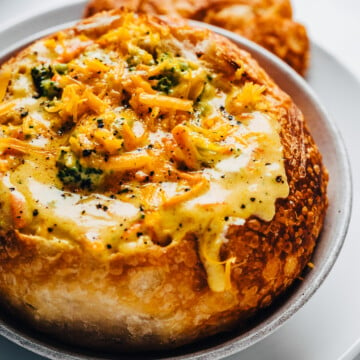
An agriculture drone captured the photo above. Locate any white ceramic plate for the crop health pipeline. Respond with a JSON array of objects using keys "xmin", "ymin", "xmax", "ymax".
[{"xmin": 0, "ymin": 2, "xmax": 358, "ymax": 360}]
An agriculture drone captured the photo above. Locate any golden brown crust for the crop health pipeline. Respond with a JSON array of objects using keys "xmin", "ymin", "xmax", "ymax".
[
  {"xmin": 84, "ymin": 0, "xmax": 310, "ymax": 75},
  {"xmin": 0, "ymin": 11, "xmax": 326, "ymax": 350}
]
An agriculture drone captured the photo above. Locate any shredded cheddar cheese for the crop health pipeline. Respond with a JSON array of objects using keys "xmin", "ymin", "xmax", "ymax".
[
  {"xmin": 0, "ymin": 101, "xmax": 16, "ymax": 118},
  {"xmin": 0, "ymin": 138, "xmax": 49, "ymax": 155},
  {"xmin": 0, "ymin": 68, "xmax": 11, "ymax": 103},
  {"xmin": 138, "ymin": 93, "xmax": 193, "ymax": 112},
  {"xmin": 226, "ymin": 82, "xmax": 267, "ymax": 115}
]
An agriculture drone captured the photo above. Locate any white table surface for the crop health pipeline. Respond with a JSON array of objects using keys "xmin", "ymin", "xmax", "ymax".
[{"xmin": 0, "ymin": 1, "xmax": 359, "ymax": 360}]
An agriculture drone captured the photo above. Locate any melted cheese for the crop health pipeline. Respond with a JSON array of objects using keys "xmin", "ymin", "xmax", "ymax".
[{"xmin": 0, "ymin": 12, "xmax": 289, "ymax": 292}]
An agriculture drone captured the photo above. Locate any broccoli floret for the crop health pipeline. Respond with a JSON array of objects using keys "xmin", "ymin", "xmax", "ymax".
[
  {"xmin": 31, "ymin": 65, "xmax": 62, "ymax": 99},
  {"xmin": 40, "ymin": 79, "xmax": 62, "ymax": 99},
  {"xmin": 57, "ymin": 150, "xmax": 104, "ymax": 190},
  {"xmin": 149, "ymin": 58, "xmax": 190, "ymax": 94},
  {"xmin": 149, "ymin": 69, "xmax": 179, "ymax": 94},
  {"xmin": 53, "ymin": 63, "xmax": 68, "ymax": 75}
]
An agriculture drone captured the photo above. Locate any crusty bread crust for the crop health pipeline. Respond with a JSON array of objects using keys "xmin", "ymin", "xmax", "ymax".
[
  {"xmin": 84, "ymin": 0, "xmax": 310, "ymax": 75},
  {"xmin": 0, "ymin": 11, "xmax": 327, "ymax": 350}
]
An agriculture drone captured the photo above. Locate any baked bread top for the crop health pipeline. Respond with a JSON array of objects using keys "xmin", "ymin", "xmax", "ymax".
[
  {"xmin": 84, "ymin": 0, "xmax": 310, "ymax": 75},
  {"xmin": 0, "ymin": 10, "xmax": 327, "ymax": 350}
]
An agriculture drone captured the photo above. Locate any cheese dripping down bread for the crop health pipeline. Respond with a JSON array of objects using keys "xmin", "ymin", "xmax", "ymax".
[{"xmin": 0, "ymin": 10, "xmax": 327, "ymax": 350}]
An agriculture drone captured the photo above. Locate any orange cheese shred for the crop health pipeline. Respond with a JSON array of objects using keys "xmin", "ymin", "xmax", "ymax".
[
  {"xmin": 0, "ymin": 69, "xmax": 11, "ymax": 103},
  {"xmin": 60, "ymin": 84, "xmax": 83, "ymax": 122},
  {"xmin": 97, "ymin": 151, "xmax": 151, "ymax": 172},
  {"xmin": 83, "ymin": 88, "xmax": 107, "ymax": 114},
  {"xmin": 130, "ymin": 75, "xmax": 156, "ymax": 94},
  {"xmin": 172, "ymin": 124, "xmax": 200, "ymax": 170},
  {"xmin": 0, "ymin": 138, "xmax": 49, "ymax": 155},
  {"xmin": 0, "ymin": 101, "xmax": 15, "ymax": 119},
  {"xmin": 163, "ymin": 176, "xmax": 208, "ymax": 208},
  {"xmin": 138, "ymin": 93, "xmax": 193, "ymax": 112},
  {"xmin": 121, "ymin": 121, "xmax": 139, "ymax": 151},
  {"xmin": 84, "ymin": 58, "xmax": 109, "ymax": 73}
]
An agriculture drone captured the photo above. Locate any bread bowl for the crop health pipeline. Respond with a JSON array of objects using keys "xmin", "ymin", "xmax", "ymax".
[
  {"xmin": 84, "ymin": 0, "xmax": 310, "ymax": 75},
  {"xmin": 0, "ymin": 9, "xmax": 328, "ymax": 351}
]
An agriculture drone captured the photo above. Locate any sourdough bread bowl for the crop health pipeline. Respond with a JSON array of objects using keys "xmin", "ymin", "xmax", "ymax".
[{"xmin": 0, "ymin": 10, "xmax": 328, "ymax": 352}]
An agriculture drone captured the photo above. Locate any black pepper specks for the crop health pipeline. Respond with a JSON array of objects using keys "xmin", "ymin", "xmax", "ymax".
[
  {"xmin": 20, "ymin": 110, "xmax": 29, "ymax": 118},
  {"xmin": 97, "ymin": 119, "xmax": 104, "ymax": 128},
  {"xmin": 82, "ymin": 149, "xmax": 95, "ymax": 157},
  {"xmin": 96, "ymin": 203, "xmax": 108, "ymax": 211}
]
